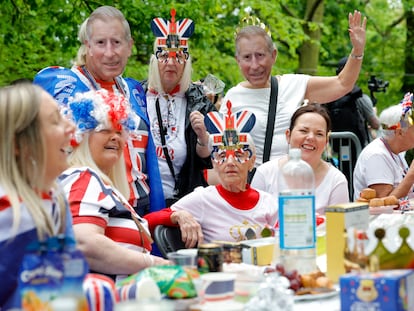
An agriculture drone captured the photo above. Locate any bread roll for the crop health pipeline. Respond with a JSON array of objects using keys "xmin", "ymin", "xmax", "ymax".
[
  {"xmin": 360, "ymin": 188, "xmax": 376, "ymax": 200},
  {"xmin": 369, "ymin": 198, "xmax": 384, "ymax": 207},
  {"xmin": 356, "ymin": 197, "xmax": 369, "ymax": 203},
  {"xmin": 383, "ymin": 195, "xmax": 399, "ymax": 206}
]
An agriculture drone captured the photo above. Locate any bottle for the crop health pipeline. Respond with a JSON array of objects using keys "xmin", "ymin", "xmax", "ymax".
[{"xmin": 278, "ymin": 148, "xmax": 317, "ymax": 274}]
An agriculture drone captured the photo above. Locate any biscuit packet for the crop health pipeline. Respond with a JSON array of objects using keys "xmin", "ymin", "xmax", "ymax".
[
  {"xmin": 19, "ymin": 235, "xmax": 89, "ymax": 311},
  {"xmin": 118, "ymin": 265, "xmax": 199, "ymax": 299}
]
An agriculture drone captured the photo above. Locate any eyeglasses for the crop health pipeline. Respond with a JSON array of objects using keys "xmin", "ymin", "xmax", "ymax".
[
  {"xmin": 156, "ymin": 50, "xmax": 188, "ymax": 64},
  {"xmin": 211, "ymin": 148, "xmax": 252, "ymax": 165}
]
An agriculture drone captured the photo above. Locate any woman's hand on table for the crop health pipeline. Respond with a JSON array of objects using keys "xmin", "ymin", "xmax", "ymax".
[{"xmin": 171, "ymin": 210, "xmax": 204, "ymax": 248}]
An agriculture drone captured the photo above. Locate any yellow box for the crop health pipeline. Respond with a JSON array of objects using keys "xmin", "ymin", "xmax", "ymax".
[
  {"xmin": 326, "ymin": 202, "xmax": 369, "ymax": 283},
  {"xmin": 240, "ymin": 237, "xmax": 276, "ymax": 266}
]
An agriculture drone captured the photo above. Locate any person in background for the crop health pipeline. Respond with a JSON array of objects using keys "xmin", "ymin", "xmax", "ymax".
[
  {"xmin": 171, "ymin": 104, "xmax": 278, "ymax": 243},
  {"xmin": 33, "ymin": 5, "xmax": 164, "ymax": 216},
  {"xmin": 221, "ymin": 11, "xmax": 367, "ymax": 167},
  {"xmin": 140, "ymin": 9, "xmax": 216, "ymax": 206},
  {"xmin": 0, "ymin": 83, "xmax": 75, "ymax": 308},
  {"xmin": 327, "ymin": 56, "xmax": 380, "ymax": 148},
  {"xmin": 353, "ymin": 93, "xmax": 414, "ymax": 206},
  {"xmin": 252, "ymin": 103, "xmax": 349, "ymax": 214},
  {"xmin": 59, "ymin": 90, "xmax": 202, "ymax": 283}
]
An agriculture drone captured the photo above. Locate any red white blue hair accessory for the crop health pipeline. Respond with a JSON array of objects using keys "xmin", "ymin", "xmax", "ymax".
[
  {"xmin": 383, "ymin": 92, "xmax": 414, "ymax": 130},
  {"xmin": 65, "ymin": 89, "xmax": 139, "ymax": 146},
  {"xmin": 205, "ymin": 101, "xmax": 256, "ymax": 163},
  {"xmin": 400, "ymin": 92, "xmax": 413, "ymax": 126},
  {"xmin": 150, "ymin": 8, "xmax": 194, "ymax": 62}
]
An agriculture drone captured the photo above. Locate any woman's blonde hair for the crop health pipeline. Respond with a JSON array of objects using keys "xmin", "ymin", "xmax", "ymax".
[
  {"xmin": 147, "ymin": 39, "xmax": 193, "ymax": 94},
  {"xmin": 74, "ymin": 6, "xmax": 132, "ymax": 66},
  {"xmin": 68, "ymin": 133, "xmax": 130, "ymax": 199},
  {"xmin": 0, "ymin": 83, "xmax": 66, "ymax": 240}
]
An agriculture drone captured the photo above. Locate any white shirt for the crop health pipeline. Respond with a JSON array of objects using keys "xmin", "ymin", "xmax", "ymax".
[
  {"xmin": 252, "ymin": 156, "xmax": 349, "ymax": 213},
  {"xmin": 147, "ymin": 93, "xmax": 187, "ymax": 199},
  {"xmin": 171, "ymin": 186, "xmax": 278, "ymax": 243},
  {"xmin": 353, "ymin": 138, "xmax": 413, "ymax": 200}
]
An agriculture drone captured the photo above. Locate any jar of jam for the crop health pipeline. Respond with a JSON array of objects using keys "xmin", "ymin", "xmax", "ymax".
[{"xmin": 197, "ymin": 243, "xmax": 223, "ymax": 273}]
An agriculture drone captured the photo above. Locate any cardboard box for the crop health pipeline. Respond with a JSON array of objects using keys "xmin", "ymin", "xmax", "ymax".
[
  {"xmin": 340, "ymin": 269, "xmax": 414, "ymax": 311},
  {"xmin": 326, "ymin": 202, "xmax": 369, "ymax": 283},
  {"xmin": 240, "ymin": 237, "xmax": 276, "ymax": 266}
]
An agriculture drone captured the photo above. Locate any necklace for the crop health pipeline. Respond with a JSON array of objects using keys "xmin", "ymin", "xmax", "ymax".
[{"xmin": 81, "ymin": 66, "xmax": 127, "ymax": 98}]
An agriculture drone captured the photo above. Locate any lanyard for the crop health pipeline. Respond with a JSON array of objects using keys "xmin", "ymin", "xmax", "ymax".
[{"xmin": 380, "ymin": 138, "xmax": 408, "ymax": 176}]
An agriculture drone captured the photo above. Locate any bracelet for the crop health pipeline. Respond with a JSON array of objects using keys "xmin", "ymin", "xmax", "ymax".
[
  {"xmin": 350, "ymin": 53, "xmax": 364, "ymax": 60},
  {"xmin": 197, "ymin": 138, "xmax": 207, "ymax": 147},
  {"xmin": 143, "ymin": 254, "xmax": 155, "ymax": 267}
]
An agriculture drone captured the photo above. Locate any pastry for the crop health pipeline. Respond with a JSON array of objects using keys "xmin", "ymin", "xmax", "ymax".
[
  {"xmin": 383, "ymin": 195, "xmax": 398, "ymax": 206},
  {"xmin": 369, "ymin": 198, "xmax": 384, "ymax": 207},
  {"xmin": 360, "ymin": 188, "xmax": 376, "ymax": 200}
]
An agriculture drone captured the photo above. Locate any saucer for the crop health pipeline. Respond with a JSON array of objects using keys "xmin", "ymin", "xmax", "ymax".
[{"xmin": 189, "ymin": 300, "xmax": 244, "ymax": 311}]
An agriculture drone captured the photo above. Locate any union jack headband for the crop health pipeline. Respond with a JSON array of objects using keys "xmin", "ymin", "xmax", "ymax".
[
  {"xmin": 150, "ymin": 8, "xmax": 194, "ymax": 59},
  {"xmin": 205, "ymin": 100, "xmax": 256, "ymax": 153}
]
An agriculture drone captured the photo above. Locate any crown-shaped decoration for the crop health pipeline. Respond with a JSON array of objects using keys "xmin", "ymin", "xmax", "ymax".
[
  {"xmin": 345, "ymin": 226, "xmax": 414, "ymax": 272},
  {"xmin": 150, "ymin": 8, "xmax": 194, "ymax": 59},
  {"xmin": 235, "ymin": 14, "xmax": 271, "ymax": 38},
  {"xmin": 205, "ymin": 100, "xmax": 256, "ymax": 153}
]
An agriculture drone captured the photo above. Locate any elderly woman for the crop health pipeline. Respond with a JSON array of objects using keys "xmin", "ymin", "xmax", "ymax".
[
  {"xmin": 252, "ymin": 103, "xmax": 349, "ymax": 213},
  {"xmin": 170, "ymin": 104, "xmax": 278, "ymax": 242},
  {"xmin": 353, "ymin": 93, "xmax": 414, "ymax": 206},
  {"xmin": 59, "ymin": 90, "xmax": 202, "ymax": 283},
  {"xmin": 141, "ymin": 9, "xmax": 216, "ymax": 206},
  {"xmin": 0, "ymin": 83, "xmax": 75, "ymax": 308}
]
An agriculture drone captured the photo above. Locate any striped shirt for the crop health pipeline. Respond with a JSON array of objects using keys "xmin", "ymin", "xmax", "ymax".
[{"xmin": 59, "ymin": 167, "xmax": 152, "ymax": 280}]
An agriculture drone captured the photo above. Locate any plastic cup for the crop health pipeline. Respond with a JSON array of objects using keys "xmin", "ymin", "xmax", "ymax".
[{"xmin": 167, "ymin": 251, "xmax": 196, "ymax": 268}]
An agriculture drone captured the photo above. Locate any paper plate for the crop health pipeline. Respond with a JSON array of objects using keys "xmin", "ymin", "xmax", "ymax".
[
  {"xmin": 294, "ymin": 286, "xmax": 339, "ymax": 301},
  {"xmin": 369, "ymin": 205, "xmax": 395, "ymax": 215}
]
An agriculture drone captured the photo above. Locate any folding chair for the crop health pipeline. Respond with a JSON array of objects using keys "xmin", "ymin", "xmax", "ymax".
[
  {"xmin": 153, "ymin": 225, "xmax": 186, "ymax": 259},
  {"xmin": 329, "ymin": 131, "xmax": 362, "ymax": 200}
]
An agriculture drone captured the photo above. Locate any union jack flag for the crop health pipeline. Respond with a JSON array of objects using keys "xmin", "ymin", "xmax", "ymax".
[
  {"xmin": 83, "ymin": 273, "xmax": 119, "ymax": 311},
  {"xmin": 400, "ymin": 92, "xmax": 413, "ymax": 116},
  {"xmin": 151, "ymin": 8, "xmax": 194, "ymax": 53}
]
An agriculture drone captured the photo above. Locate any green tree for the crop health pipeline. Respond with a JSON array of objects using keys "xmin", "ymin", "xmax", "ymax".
[{"xmin": 0, "ymin": 0, "xmax": 411, "ymax": 114}]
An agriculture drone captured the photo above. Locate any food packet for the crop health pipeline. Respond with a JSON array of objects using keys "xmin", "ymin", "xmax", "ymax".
[
  {"xmin": 118, "ymin": 265, "xmax": 198, "ymax": 299},
  {"xmin": 19, "ymin": 235, "xmax": 89, "ymax": 311}
]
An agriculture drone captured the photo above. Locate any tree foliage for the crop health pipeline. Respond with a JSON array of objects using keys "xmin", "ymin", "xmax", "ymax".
[{"xmin": 1, "ymin": 0, "xmax": 413, "ymax": 112}]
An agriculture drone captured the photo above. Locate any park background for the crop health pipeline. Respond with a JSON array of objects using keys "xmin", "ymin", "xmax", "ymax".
[{"xmin": 1, "ymin": 0, "xmax": 413, "ymax": 115}]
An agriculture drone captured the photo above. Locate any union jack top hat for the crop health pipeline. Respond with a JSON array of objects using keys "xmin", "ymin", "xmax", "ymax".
[{"xmin": 150, "ymin": 8, "xmax": 195, "ymax": 60}]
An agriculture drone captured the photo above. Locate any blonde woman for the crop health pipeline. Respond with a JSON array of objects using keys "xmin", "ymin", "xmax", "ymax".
[{"xmin": 0, "ymin": 83, "xmax": 75, "ymax": 308}]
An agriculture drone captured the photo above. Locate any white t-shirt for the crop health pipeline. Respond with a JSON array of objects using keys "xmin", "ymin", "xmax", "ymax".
[
  {"xmin": 251, "ymin": 156, "xmax": 349, "ymax": 213},
  {"xmin": 221, "ymin": 74, "xmax": 310, "ymax": 166},
  {"xmin": 147, "ymin": 93, "xmax": 187, "ymax": 199},
  {"xmin": 170, "ymin": 185, "xmax": 278, "ymax": 243},
  {"xmin": 353, "ymin": 138, "xmax": 413, "ymax": 200}
]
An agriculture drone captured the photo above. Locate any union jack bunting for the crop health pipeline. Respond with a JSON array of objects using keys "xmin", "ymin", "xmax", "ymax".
[
  {"xmin": 205, "ymin": 100, "xmax": 256, "ymax": 150},
  {"xmin": 150, "ymin": 8, "xmax": 194, "ymax": 55}
]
